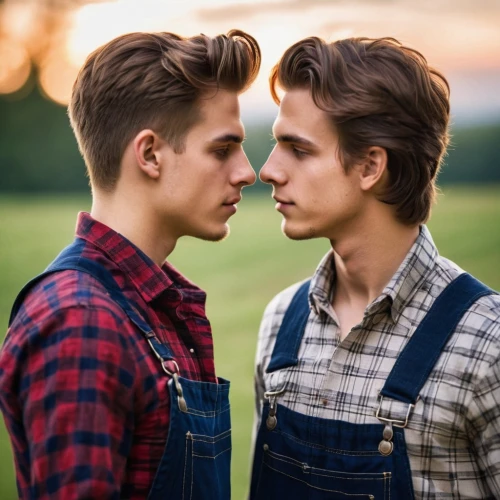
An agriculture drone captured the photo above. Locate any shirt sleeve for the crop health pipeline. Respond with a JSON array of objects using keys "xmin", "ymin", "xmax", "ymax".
[
  {"xmin": 249, "ymin": 294, "xmax": 283, "ymax": 473},
  {"xmin": 249, "ymin": 283, "xmax": 303, "ymax": 463},
  {"xmin": 251, "ymin": 344, "xmax": 266, "ymax": 460},
  {"xmin": 0, "ymin": 303, "xmax": 138, "ymax": 500},
  {"xmin": 470, "ymin": 334, "xmax": 500, "ymax": 498},
  {"xmin": 247, "ymin": 305, "xmax": 269, "ymax": 500}
]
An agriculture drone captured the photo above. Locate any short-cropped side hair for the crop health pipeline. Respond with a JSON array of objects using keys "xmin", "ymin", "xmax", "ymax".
[{"xmin": 69, "ymin": 30, "xmax": 261, "ymax": 191}]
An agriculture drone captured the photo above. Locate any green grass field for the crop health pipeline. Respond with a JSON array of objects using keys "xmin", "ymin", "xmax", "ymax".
[{"xmin": 0, "ymin": 187, "xmax": 499, "ymax": 499}]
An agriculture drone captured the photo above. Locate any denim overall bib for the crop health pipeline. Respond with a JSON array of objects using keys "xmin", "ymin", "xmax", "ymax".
[
  {"xmin": 250, "ymin": 273, "xmax": 495, "ymax": 499},
  {"xmin": 10, "ymin": 239, "xmax": 231, "ymax": 500}
]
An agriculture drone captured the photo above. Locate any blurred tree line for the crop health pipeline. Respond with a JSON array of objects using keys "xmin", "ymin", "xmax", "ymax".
[{"xmin": 1, "ymin": 87, "xmax": 499, "ymax": 193}]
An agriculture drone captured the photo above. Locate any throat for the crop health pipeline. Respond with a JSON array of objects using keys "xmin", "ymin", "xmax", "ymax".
[
  {"xmin": 332, "ymin": 298, "xmax": 366, "ymax": 342},
  {"xmin": 331, "ymin": 269, "xmax": 376, "ymax": 342}
]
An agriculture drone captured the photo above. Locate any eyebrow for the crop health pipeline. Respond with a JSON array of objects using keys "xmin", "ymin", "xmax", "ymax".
[
  {"xmin": 209, "ymin": 134, "xmax": 245, "ymax": 144},
  {"xmin": 275, "ymin": 134, "xmax": 316, "ymax": 148}
]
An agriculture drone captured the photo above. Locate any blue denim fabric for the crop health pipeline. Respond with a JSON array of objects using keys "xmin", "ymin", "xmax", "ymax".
[
  {"xmin": 251, "ymin": 403, "xmax": 413, "ymax": 499},
  {"xmin": 12, "ymin": 239, "xmax": 232, "ymax": 500},
  {"xmin": 251, "ymin": 273, "xmax": 494, "ymax": 499},
  {"xmin": 148, "ymin": 376, "xmax": 231, "ymax": 500}
]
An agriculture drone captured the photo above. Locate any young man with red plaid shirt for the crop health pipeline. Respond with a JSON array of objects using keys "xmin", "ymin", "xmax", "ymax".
[{"xmin": 0, "ymin": 30, "xmax": 260, "ymax": 499}]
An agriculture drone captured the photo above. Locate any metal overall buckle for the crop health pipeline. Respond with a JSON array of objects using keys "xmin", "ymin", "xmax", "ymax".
[
  {"xmin": 374, "ymin": 393, "xmax": 418, "ymax": 456},
  {"xmin": 146, "ymin": 337, "xmax": 188, "ymax": 412},
  {"xmin": 264, "ymin": 388, "xmax": 285, "ymax": 431}
]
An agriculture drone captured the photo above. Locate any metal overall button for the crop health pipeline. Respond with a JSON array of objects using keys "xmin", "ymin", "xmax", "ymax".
[
  {"xmin": 173, "ymin": 372, "xmax": 188, "ymax": 412},
  {"xmin": 266, "ymin": 406, "xmax": 277, "ymax": 431},
  {"xmin": 375, "ymin": 393, "xmax": 418, "ymax": 457},
  {"xmin": 378, "ymin": 423, "xmax": 394, "ymax": 456},
  {"xmin": 264, "ymin": 388, "xmax": 285, "ymax": 431}
]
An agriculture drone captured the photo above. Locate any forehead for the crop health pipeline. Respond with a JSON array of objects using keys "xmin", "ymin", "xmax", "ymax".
[
  {"xmin": 190, "ymin": 89, "xmax": 244, "ymax": 139},
  {"xmin": 273, "ymin": 89, "xmax": 334, "ymax": 143}
]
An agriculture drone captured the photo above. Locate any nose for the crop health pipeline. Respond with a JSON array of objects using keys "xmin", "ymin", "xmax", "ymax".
[
  {"xmin": 233, "ymin": 150, "xmax": 256, "ymax": 187},
  {"xmin": 259, "ymin": 147, "xmax": 285, "ymax": 185}
]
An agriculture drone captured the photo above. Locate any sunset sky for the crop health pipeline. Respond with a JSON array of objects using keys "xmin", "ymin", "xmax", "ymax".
[{"xmin": 1, "ymin": 0, "xmax": 499, "ymax": 125}]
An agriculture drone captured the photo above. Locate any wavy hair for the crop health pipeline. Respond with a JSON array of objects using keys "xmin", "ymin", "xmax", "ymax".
[{"xmin": 270, "ymin": 37, "xmax": 450, "ymax": 225}]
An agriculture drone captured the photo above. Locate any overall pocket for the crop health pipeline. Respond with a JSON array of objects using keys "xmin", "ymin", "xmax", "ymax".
[
  {"xmin": 257, "ymin": 445, "xmax": 391, "ymax": 500},
  {"xmin": 182, "ymin": 428, "xmax": 232, "ymax": 500}
]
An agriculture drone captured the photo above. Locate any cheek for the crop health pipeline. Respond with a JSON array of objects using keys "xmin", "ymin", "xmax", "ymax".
[
  {"xmin": 186, "ymin": 173, "xmax": 223, "ymax": 209},
  {"xmin": 304, "ymin": 173, "xmax": 337, "ymax": 206},
  {"xmin": 312, "ymin": 175, "xmax": 358, "ymax": 212}
]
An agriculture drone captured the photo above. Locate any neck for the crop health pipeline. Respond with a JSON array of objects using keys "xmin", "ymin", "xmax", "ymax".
[
  {"xmin": 91, "ymin": 190, "xmax": 177, "ymax": 267},
  {"xmin": 331, "ymin": 212, "xmax": 419, "ymax": 309}
]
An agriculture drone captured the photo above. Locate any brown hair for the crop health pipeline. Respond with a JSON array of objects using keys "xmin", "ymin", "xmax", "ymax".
[
  {"xmin": 270, "ymin": 37, "xmax": 450, "ymax": 225},
  {"xmin": 69, "ymin": 30, "xmax": 261, "ymax": 191}
]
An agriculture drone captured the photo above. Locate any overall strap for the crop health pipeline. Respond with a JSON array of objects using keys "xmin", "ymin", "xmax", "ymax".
[
  {"xmin": 9, "ymin": 238, "xmax": 175, "ymax": 366},
  {"xmin": 380, "ymin": 273, "xmax": 497, "ymax": 405},
  {"xmin": 266, "ymin": 280, "xmax": 311, "ymax": 373}
]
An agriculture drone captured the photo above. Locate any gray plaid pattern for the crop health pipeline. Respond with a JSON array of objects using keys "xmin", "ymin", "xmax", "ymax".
[{"xmin": 254, "ymin": 226, "xmax": 500, "ymax": 499}]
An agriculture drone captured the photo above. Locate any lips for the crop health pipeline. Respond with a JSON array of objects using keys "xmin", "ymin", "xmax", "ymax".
[
  {"xmin": 223, "ymin": 196, "xmax": 241, "ymax": 206},
  {"xmin": 273, "ymin": 196, "xmax": 294, "ymax": 205}
]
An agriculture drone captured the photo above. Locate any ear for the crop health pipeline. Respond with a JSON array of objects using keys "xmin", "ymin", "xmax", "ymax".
[
  {"xmin": 133, "ymin": 129, "xmax": 164, "ymax": 180},
  {"xmin": 358, "ymin": 146, "xmax": 388, "ymax": 192}
]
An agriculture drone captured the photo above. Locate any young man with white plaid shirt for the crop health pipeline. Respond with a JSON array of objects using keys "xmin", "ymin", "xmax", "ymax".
[{"xmin": 250, "ymin": 37, "xmax": 500, "ymax": 499}]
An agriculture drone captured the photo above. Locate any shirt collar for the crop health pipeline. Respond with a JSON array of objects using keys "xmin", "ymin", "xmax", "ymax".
[
  {"xmin": 75, "ymin": 212, "xmax": 200, "ymax": 304},
  {"xmin": 309, "ymin": 250, "xmax": 336, "ymax": 314},
  {"xmin": 381, "ymin": 225, "xmax": 438, "ymax": 322},
  {"xmin": 309, "ymin": 225, "xmax": 438, "ymax": 321}
]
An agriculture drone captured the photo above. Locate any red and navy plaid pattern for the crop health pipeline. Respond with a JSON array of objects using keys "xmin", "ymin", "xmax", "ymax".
[{"xmin": 0, "ymin": 212, "xmax": 217, "ymax": 499}]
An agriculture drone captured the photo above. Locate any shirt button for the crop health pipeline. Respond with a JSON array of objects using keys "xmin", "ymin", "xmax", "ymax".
[
  {"xmin": 189, "ymin": 348, "xmax": 195, "ymax": 354},
  {"xmin": 322, "ymin": 398, "xmax": 328, "ymax": 406}
]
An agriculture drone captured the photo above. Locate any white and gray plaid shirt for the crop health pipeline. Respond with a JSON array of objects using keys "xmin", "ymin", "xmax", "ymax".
[{"xmin": 254, "ymin": 226, "xmax": 500, "ymax": 499}]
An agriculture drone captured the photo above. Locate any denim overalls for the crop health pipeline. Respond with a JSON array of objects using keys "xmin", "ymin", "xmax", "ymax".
[
  {"xmin": 10, "ymin": 239, "xmax": 231, "ymax": 500},
  {"xmin": 250, "ymin": 273, "xmax": 495, "ymax": 499}
]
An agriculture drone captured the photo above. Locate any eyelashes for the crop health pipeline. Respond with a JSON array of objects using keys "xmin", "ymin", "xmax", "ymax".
[
  {"xmin": 292, "ymin": 146, "xmax": 308, "ymax": 158},
  {"xmin": 214, "ymin": 147, "xmax": 230, "ymax": 159}
]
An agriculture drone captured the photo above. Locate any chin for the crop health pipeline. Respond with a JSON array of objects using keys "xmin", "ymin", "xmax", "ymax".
[
  {"xmin": 282, "ymin": 220, "xmax": 317, "ymax": 241},
  {"xmin": 194, "ymin": 223, "xmax": 230, "ymax": 242}
]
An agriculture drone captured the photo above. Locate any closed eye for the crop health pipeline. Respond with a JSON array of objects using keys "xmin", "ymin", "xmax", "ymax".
[
  {"xmin": 292, "ymin": 145, "xmax": 308, "ymax": 158},
  {"xmin": 214, "ymin": 146, "xmax": 230, "ymax": 159}
]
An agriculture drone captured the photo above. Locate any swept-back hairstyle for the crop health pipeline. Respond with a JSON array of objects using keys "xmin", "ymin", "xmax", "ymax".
[
  {"xmin": 270, "ymin": 37, "xmax": 450, "ymax": 225},
  {"xmin": 69, "ymin": 30, "xmax": 261, "ymax": 191}
]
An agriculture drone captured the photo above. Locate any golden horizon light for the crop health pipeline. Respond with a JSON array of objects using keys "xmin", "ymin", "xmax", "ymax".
[
  {"xmin": 0, "ymin": 0, "xmax": 498, "ymax": 116},
  {"xmin": 0, "ymin": 38, "xmax": 31, "ymax": 95},
  {"xmin": 38, "ymin": 53, "xmax": 81, "ymax": 106}
]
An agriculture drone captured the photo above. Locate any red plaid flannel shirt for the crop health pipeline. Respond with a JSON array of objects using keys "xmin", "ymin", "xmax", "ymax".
[{"xmin": 0, "ymin": 212, "xmax": 217, "ymax": 499}]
